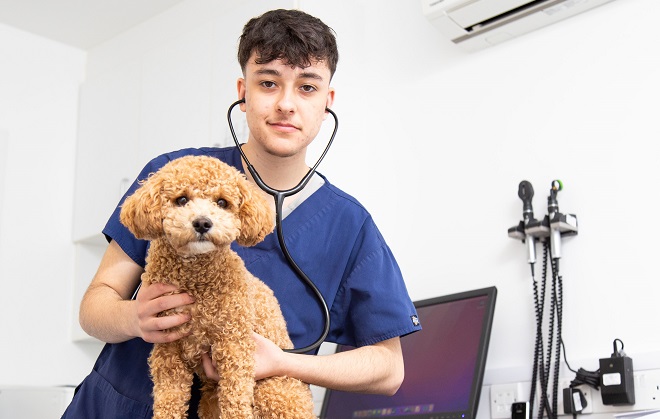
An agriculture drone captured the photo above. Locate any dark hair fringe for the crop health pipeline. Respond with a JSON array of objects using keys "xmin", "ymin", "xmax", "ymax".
[{"xmin": 238, "ymin": 9, "xmax": 339, "ymax": 77}]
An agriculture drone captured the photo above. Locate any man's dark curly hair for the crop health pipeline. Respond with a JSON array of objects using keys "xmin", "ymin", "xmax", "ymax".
[{"xmin": 238, "ymin": 9, "xmax": 339, "ymax": 78}]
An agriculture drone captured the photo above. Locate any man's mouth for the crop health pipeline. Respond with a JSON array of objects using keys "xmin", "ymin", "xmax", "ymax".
[{"xmin": 269, "ymin": 121, "xmax": 299, "ymax": 132}]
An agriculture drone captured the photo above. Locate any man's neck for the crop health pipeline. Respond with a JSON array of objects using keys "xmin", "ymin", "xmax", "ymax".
[{"xmin": 240, "ymin": 142, "xmax": 310, "ymax": 191}]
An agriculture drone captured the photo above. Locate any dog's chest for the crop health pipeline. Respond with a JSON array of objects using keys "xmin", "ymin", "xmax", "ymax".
[
  {"xmin": 156, "ymin": 269, "xmax": 254, "ymax": 327},
  {"xmin": 144, "ymin": 245, "xmax": 256, "ymax": 337}
]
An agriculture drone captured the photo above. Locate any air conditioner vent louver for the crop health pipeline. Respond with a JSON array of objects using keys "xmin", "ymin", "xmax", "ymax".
[{"xmin": 422, "ymin": 0, "xmax": 616, "ymax": 51}]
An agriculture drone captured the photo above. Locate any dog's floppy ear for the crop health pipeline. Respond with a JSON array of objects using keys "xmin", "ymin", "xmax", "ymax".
[
  {"xmin": 119, "ymin": 172, "xmax": 165, "ymax": 240},
  {"xmin": 236, "ymin": 175, "xmax": 275, "ymax": 247}
]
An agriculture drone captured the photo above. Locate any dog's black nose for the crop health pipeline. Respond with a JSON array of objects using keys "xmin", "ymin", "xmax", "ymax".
[{"xmin": 192, "ymin": 217, "xmax": 213, "ymax": 234}]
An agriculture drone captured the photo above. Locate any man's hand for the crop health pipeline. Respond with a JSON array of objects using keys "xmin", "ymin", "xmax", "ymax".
[
  {"xmin": 200, "ymin": 332, "xmax": 284, "ymax": 382},
  {"xmin": 134, "ymin": 281, "xmax": 195, "ymax": 343},
  {"xmin": 252, "ymin": 332, "xmax": 286, "ymax": 380}
]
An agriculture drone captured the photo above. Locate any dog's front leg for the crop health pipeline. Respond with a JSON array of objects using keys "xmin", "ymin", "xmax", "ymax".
[
  {"xmin": 150, "ymin": 342, "xmax": 194, "ymax": 419},
  {"xmin": 212, "ymin": 332, "xmax": 256, "ymax": 418}
]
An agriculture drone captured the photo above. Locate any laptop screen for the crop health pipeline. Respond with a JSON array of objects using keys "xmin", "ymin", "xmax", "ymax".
[{"xmin": 319, "ymin": 286, "xmax": 497, "ymax": 419}]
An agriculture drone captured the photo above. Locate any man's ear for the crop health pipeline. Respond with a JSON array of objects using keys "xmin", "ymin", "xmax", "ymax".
[
  {"xmin": 235, "ymin": 175, "xmax": 274, "ymax": 247},
  {"xmin": 323, "ymin": 87, "xmax": 336, "ymax": 120},
  {"xmin": 326, "ymin": 87, "xmax": 335, "ymax": 109},
  {"xmin": 237, "ymin": 78, "xmax": 247, "ymax": 112},
  {"xmin": 119, "ymin": 174, "xmax": 164, "ymax": 240}
]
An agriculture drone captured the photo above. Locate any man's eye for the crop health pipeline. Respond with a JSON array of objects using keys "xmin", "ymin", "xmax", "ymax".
[
  {"xmin": 301, "ymin": 84, "xmax": 317, "ymax": 93},
  {"xmin": 175, "ymin": 196, "xmax": 188, "ymax": 206},
  {"xmin": 260, "ymin": 81, "xmax": 276, "ymax": 89},
  {"xmin": 217, "ymin": 199, "xmax": 228, "ymax": 208}
]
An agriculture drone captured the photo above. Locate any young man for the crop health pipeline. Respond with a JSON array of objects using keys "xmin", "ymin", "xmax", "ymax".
[{"xmin": 63, "ymin": 9, "xmax": 420, "ymax": 418}]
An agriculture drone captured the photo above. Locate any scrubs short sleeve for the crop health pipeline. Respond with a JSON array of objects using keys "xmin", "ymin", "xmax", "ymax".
[{"xmin": 326, "ymin": 213, "xmax": 420, "ymax": 347}]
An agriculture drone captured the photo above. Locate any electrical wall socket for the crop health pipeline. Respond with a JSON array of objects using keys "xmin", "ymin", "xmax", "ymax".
[
  {"xmin": 635, "ymin": 369, "xmax": 660, "ymax": 410},
  {"xmin": 491, "ymin": 382, "xmax": 527, "ymax": 419}
]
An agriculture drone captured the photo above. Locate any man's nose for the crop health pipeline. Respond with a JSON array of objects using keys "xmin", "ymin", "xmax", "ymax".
[{"xmin": 276, "ymin": 90, "xmax": 296, "ymax": 114}]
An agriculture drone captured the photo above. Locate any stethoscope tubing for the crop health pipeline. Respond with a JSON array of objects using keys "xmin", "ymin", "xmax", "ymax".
[{"xmin": 227, "ymin": 99, "xmax": 337, "ymax": 353}]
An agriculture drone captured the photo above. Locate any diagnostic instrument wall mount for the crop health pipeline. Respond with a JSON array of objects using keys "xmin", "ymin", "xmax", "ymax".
[{"xmin": 508, "ymin": 180, "xmax": 578, "ymax": 419}]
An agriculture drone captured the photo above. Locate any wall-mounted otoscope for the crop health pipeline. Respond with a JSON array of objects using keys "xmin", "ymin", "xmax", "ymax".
[
  {"xmin": 546, "ymin": 180, "xmax": 578, "ymax": 260},
  {"xmin": 508, "ymin": 181, "xmax": 540, "ymax": 267},
  {"xmin": 508, "ymin": 180, "xmax": 552, "ymax": 277}
]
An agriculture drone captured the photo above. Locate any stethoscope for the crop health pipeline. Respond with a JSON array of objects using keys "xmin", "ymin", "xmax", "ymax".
[{"xmin": 227, "ymin": 98, "xmax": 338, "ymax": 354}]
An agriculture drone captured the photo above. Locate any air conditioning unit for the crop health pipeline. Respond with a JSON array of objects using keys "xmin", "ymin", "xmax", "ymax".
[{"xmin": 422, "ymin": 0, "xmax": 616, "ymax": 51}]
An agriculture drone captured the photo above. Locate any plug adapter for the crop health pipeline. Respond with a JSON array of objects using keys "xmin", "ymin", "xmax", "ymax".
[
  {"xmin": 563, "ymin": 387, "xmax": 587, "ymax": 413},
  {"xmin": 600, "ymin": 355, "xmax": 635, "ymax": 405},
  {"xmin": 511, "ymin": 401, "xmax": 529, "ymax": 419}
]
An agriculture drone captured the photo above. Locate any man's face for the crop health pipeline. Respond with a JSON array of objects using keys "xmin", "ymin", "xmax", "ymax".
[{"xmin": 237, "ymin": 53, "xmax": 335, "ymax": 159}]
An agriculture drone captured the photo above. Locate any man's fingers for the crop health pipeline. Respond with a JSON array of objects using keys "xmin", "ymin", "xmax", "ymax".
[
  {"xmin": 201, "ymin": 352, "xmax": 220, "ymax": 381},
  {"xmin": 151, "ymin": 312, "xmax": 192, "ymax": 331},
  {"xmin": 142, "ymin": 319, "xmax": 192, "ymax": 343},
  {"xmin": 153, "ymin": 292, "xmax": 195, "ymax": 313}
]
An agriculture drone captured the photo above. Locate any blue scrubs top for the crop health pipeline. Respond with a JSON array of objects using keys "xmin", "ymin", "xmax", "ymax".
[{"xmin": 63, "ymin": 146, "xmax": 421, "ymax": 418}]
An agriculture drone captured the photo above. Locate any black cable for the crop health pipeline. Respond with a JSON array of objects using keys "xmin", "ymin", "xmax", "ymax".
[
  {"xmin": 542, "ymin": 244, "xmax": 557, "ymax": 419},
  {"xmin": 529, "ymin": 270, "xmax": 541, "ymax": 406},
  {"xmin": 560, "ymin": 341, "xmax": 603, "ymax": 394},
  {"xmin": 558, "ymin": 303, "xmax": 602, "ymax": 402},
  {"xmin": 561, "ymin": 339, "xmax": 577, "ymax": 374},
  {"xmin": 551, "ymin": 260, "xmax": 562, "ymax": 418},
  {"xmin": 537, "ymin": 243, "xmax": 547, "ymax": 418},
  {"xmin": 536, "ymin": 243, "xmax": 547, "ymax": 418},
  {"xmin": 571, "ymin": 368, "xmax": 601, "ymax": 390},
  {"xmin": 545, "ymin": 257, "xmax": 557, "ymax": 419},
  {"xmin": 562, "ymin": 340, "xmax": 600, "ymax": 389},
  {"xmin": 537, "ymin": 242, "xmax": 554, "ymax": 419},
  {"xmin": 613, "ymin": 338, "xmax": 625, "ymax": 356},
  {"xmin": 549, "ymin": 262, "xmax": 558, "ymax": 416},
  {"xmin": 273, "ymin": 197, "xmax": 331, "ymax": 354}
]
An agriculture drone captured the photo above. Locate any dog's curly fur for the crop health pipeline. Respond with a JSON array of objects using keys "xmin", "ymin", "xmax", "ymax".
[{"xmin": 120, "ymin": 155, "xmax": 315, "ymax": 419}]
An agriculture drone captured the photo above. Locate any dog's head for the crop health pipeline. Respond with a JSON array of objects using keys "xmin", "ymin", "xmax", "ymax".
[{"xmin": 120, "ymin": 155, "xmax": 274, "ymax": 256}]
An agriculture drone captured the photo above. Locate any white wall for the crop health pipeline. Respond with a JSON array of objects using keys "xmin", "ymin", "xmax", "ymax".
[
  {"xmin": 0, "ymin": 24, "xmax": 94, "ymax": 386},
  {"xmin": 1, "ymin": 0, "xmax": 658, "ymax": 410},
  {"xmin": 302, "ymin": 0, "xmax": 660, "ymax": 378}
]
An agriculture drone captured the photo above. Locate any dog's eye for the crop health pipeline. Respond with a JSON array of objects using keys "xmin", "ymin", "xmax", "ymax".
[
  {"xmin": 175, "ymin": 196, "xmax": 188, "ymax": 206},
  {"xmin": 216, "ymin": 198, "xmax": 228, "ymax": 208}
]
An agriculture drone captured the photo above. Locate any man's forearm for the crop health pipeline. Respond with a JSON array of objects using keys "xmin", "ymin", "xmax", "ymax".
[
  {"xmin": 78, "ymin": 240, "xmax": 146, "ymax": 343},
  {"xmin": 280, "ymin": 337, "xmax": 404, "ymax": 395},
  {"xmin": 79, "ymin": 283, "xmax": 140, "ymax": 343}
]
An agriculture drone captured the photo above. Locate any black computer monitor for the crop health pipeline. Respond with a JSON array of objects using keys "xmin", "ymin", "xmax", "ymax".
[{"xmin": 319, "ymin": 286, "xmax": 497, "ymax": 419}]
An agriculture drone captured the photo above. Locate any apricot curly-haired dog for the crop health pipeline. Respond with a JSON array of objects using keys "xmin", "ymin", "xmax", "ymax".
[{"xmin": 120, "ymin": 155, "xmax": 315, "ymax": 419}]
